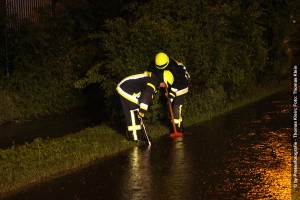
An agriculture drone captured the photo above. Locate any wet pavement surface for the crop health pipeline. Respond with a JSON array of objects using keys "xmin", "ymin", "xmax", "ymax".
[{"xmin": 3, "ymin": 90, "xmax": 299, "ymax": 200}]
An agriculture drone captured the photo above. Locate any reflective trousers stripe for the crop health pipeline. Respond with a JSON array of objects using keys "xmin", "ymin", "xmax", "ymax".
[
  {"xmin": 173, "ymin": 105, "xmax": 183, "ymax": 126},
  {"xmin": 127, "ymin": 110, "xmax": 140, "ymax": 140},
  {"xmin": 128, "ymin": 125, "xmax": 142, "ymax": 131},
  {"xmin": 174, "ymin": 119, "xmax": 182, "ymax": 124}
]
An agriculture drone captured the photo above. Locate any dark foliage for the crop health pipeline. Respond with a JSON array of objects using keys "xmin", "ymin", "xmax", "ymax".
[{"xmin": 0, "ymin": 0, "xmax": 299, "ymax": 122}]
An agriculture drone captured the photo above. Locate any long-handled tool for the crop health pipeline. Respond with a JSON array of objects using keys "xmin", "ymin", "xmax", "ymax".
[
  {"xmin": 140, "ymin": 117, "xmax": 151, "ymax": 145},
  {"xmin": 165, "ymin": 87, "xmax": 183, "ymax": 137}
]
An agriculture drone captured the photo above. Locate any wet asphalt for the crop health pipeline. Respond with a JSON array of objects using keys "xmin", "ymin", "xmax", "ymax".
[{"xmin": 3, "ymin": 90, "xmax": 299, "ymax": 200}]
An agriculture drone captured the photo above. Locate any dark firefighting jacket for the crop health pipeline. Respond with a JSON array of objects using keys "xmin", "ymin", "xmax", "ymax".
[
  {"xmin": 116, "ymin": 72, "xmax": 160, "ymax": 113},
  {"xmin": 148, "ymin": 58, "xmax": 190, "ymax": 98}
]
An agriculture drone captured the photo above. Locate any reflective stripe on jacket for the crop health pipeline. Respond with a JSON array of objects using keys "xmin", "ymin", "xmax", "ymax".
[{"xmin": 116, "ymin": 72, "xmax": 159, "ymax": 112}]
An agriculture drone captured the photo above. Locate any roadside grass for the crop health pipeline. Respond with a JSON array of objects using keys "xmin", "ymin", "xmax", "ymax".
[
  {"xmin": 0, "ymin": 124, "xmax": 168, "ymax": 198},
  {"xmin": 185, "ymin": 80, "xmax": 291, "ymax": 126},
  {"xmin": 0, "ymin": 80, "xmax": 290, "ymax": 198}
]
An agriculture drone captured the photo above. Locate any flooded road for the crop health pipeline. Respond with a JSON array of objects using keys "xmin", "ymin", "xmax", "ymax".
[{"xmin": 4, "ymin": 90, "xmax": 298, "ymax": 200}]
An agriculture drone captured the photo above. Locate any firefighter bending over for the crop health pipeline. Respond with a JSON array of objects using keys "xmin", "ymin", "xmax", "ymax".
[
  {"xmin": 116, "ymin": 71, "xmax": 160, "ymax": 143},
  {"xmin": 148, "ymin": 52, "xmax": 190, "ymax": 133}
]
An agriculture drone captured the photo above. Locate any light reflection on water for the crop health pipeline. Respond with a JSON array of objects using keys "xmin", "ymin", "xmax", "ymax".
[
  {"xmin": 121, "ymin": 137, "xmax": 191, "ymax": 200},
  {"xmin": 119, "ymin": 93, "xmax": 295, "ymax": 199},
  {"xmin": 235, "ymin": 128, "xmax": 292, "ymax": 199},
  {"xmin": 232, "ymin": 98, "xmax": 294, "ymax": 200},
  {"xmin": 122, "ymin": 146, "xmax": 152, "ymax": 200},
  {"xmin": 161, "ymin": 137, "xmax": 191, "ymax": 200},
  {"xmin": 4, "ymin": 90, "xmax": 297, "ymax": 200}
]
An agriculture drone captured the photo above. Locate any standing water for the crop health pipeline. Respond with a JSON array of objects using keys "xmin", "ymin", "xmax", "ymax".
[{"xmin": 4, "ymin": 90, "xmax": 299, "ymax": 199}]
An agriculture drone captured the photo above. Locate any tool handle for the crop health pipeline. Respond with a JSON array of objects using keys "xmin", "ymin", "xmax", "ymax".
[{"xmin": 165, "ymin": 87, "xmax": 178, "ymax": 133}]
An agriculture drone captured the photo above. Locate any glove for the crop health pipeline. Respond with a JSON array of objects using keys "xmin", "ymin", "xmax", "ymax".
[{"xmin": 137, "ymin": 111, "xmax": 144, "ymax": 119}]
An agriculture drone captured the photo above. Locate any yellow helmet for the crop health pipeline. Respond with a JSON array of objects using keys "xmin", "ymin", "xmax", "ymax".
[
  {"xmin": 163, "ymin": 70, "xmax": 174, "ymax": 86},
  {"xmin": 155, "ymin": 52, "xmax": 169, "ymax": 69}
]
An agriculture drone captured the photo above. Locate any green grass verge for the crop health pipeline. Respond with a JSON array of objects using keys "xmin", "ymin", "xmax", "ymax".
[
  {"xmin": 185, "ymin": 80, "xmax": 291, "ymax": 126},
  {"xmin": 0, "ymin": 124, "xmax": 169, "ymax": 198},
  {"xmin": 0, "ymin": 80, "xmax": 291, "ymax": 198}
]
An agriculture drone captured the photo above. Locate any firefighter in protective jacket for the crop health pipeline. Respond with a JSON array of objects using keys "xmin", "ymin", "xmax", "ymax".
[
  {"xmin": 148, "ymin": 52, "xmax": 190, "ymax": 133},
  {"xmin": 116, "ymin": 71, "xmax": 160, "ymax": 142}
]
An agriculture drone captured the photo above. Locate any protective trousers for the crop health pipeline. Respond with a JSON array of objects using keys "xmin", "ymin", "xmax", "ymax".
[
  {"xmin": 120, "ymin": 96, "xmax": 146, "ymax": 141},
  {"xmin": 172, "ymin": 95, "xmax": 184, "ymax": 130}
]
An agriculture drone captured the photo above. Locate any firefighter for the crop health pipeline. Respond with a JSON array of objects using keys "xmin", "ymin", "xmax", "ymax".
[
  {"xmin": 116, "ymin": 71, "xmax": 160, "ymax": 143},
  {"xmin": 147, "ymin": 52, "xmax": 190, "ymax": 133}
]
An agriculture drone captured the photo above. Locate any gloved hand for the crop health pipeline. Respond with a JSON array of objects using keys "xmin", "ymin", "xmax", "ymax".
[{"xmin": 137, "ymin": 111, "xmax": 144, "ymax": 119}]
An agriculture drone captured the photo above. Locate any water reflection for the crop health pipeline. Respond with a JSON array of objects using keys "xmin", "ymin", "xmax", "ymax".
[
  {"xmin": 256, "ymin": 135, "xmax": 291, "ymax": 199},
  {"xmin": 241, "ymin": 128, "xmax": 292, "ymax": 199},
  {"xmin": 162, "ymin": 137, "xmax": 191, "ymax": 199},
  {"xmin": 122, "ymin": 146, "xmax": 152, "ymax": 200},
  {"xmin": 121, "ymin": 137, "xmax": 191, "ymax": 200},
  {"xmin": 226, "ymin": 97, "xmax": 294, "ymax": 199},
  {"xmin": 4, "ymin": 90, "xmax": 297, "ymax": 199}
]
